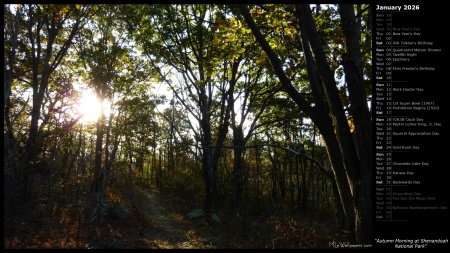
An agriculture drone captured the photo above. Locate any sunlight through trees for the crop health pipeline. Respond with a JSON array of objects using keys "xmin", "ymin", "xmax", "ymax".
[{"xmin": 4, "ymin": 4, "xmax": 372, "ymax": 248}]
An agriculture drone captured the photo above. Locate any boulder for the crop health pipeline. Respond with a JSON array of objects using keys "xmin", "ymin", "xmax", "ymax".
[
  {"xmin": 211, "ymin": 213, "xmax": 222, "ymax": 226},
  {"xmin": 187, "ymin": 209, "xmax": 206, "ymax": 219}
]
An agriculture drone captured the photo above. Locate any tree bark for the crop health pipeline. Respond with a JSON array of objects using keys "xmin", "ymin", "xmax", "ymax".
[
  {"xmin": 239, "ymin": 4, "xmax": 372, "ymax": 243},
  {"xmin": 296, "ymin": 4, "xmax": 360, "ymax": 191},
  {"xmin": 339, "ymin": 4, "xmax": 373, "ymax": 244},
  {"xmin": 25, "ymin": 5, "xmax": 82, "ymax": 165},
  {"xmin": 201, "ymin": 114, "xmax": 217, "ymax": 214},
  {"xmin": 232, "ymin": 126, "xmax": 245, "ymax": 212},
  {"xmin": 89, "ymin": 98, "xmax": 105, "ymax": 225}
]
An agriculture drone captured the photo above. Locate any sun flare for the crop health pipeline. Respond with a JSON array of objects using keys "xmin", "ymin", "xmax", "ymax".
[{"xmin": 79, "ymin": 90, "xmax": 102, "ymax": 122}]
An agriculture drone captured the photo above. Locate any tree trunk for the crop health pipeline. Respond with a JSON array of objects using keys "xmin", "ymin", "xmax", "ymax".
[
  {"xmin": 295, "ymin": 154, "xmax": 302, "ymax": 212},
  {"xmin": 319, "ymin": 125, "xmax": 356, "ymax": 240},
  {"xmin": 267, "ymin": 144, "xmax": 278, "ymax": 204},
  {"xmin": 127, "ymin": 134, "xmax": 134, "ymax": 201},
  {"xmin": 152, "ymin": 121, "xmax": 157, "ymax": 185},
  {"xmin": 232, "ymin": 126, "xmax": 245, "ymax": 212},
  {"xmin": 339, "ymin": 4, "xmax": 373, "ymax": 244},
  {"xmin": 26, "ymin": 78, "xmax": 47, "ymax": 164},
  {"xmin": 301, "ymin": 150, "xmax": 308, "ymax": 212},
  {"xmin": 279, "ymin": 163, "xmax": 286, "ymax": 200},
  {"xmin": 332, "ymin": 179, "xmax": 346, "ymax": 229},
  {"xmin": 201, "ymin": 115, "xmax": 217, "ymax": 214},
  {"xmin": 168, "ymin": 108, "xmax": 175, "ymax": 172},
  {"xmin": 288, "ymin": 155, "xmax": 295, "ymax": 211},
  {"xmin": 239, "ymin": 4, "xmax": 371, "ymax": 243},
  {"xmin": 3, "ymin": 6, "xmax": 19, "ymax": 108},
  {"xmin": 158, "ymin": 151, "xmax": 163, "ymax": 191},
  {"xmin": 89, "ymin": 99, "xmax": 105, "ymax": 225}
]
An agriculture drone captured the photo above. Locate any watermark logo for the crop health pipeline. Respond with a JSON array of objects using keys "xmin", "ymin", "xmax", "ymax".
[{"xmin": 329, "ymin": 241, "xmax": 372, "ymax": 248}]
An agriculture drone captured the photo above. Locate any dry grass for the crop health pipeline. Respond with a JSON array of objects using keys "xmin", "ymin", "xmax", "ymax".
[{"xmin": 4, "ymin": 184, "xmax": 349, "ymax": 249}]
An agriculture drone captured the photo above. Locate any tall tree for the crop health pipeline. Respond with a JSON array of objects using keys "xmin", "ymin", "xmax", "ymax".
[
  {"xmin": 338, "ymin": 5, "xmax": 372, "ymax": 243},
  {"xmin": 20, "ymin": 4, "xmax": 90, "ymax": 165},
  {"xmin": 77, "ymin": 4, "xmax": 142, "ymax": 224},
  {"xmin": 127, "ymin": 4, "xmax": 238, "ymax": 217},
  {"xmin": 239, "ymin": 4, "xmax": 372, "ymax": 244},
  {"xmin": 4, "ymin": 5, "xmax": 21, "ymax": 146},
  {"xmin": 4, "ymin": 4, "xmax": 93, "ymax": 200}
]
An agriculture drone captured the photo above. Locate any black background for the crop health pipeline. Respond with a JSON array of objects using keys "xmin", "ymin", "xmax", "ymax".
[{"xmin": 372, "ymin": 3, "xmax": 448, "ymax": 249}]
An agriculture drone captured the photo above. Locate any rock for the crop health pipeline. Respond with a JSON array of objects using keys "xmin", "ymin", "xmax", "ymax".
[
  {"xmin": 107, "ymin": 239, "xmax": 123, "ymax": 249},
  {"xmin": 210, "ymin": 213, "xmax": 222, "ymax": 226},
  {"xmin": 187, "ymin": 209, "xmax": 205, "ymax": 219}
]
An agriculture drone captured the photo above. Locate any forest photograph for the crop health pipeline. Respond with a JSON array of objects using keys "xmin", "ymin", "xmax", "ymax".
[{"xmin": 4, "ymin": 4, "xmax": 372, "ymax": 249}]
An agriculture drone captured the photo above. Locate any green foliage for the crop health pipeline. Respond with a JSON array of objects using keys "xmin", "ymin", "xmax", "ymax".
[
  {"xmin": 4, "ymin": 4, "xmax": 372, "ymax": 247},
  {"xmin": 161, "ymin": 166, "xmax": 204, "ymax": 202}
]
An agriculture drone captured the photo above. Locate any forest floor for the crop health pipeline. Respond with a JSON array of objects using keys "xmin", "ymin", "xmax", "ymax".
[{"xmin": 4, "ymin": 185, "xmax": 351, "ymax": 249}]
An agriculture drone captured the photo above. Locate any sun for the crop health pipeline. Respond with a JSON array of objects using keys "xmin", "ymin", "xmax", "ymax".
[{"xmin": 79, "ymin": 90, "xmax": 102, "ymax": 122}]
